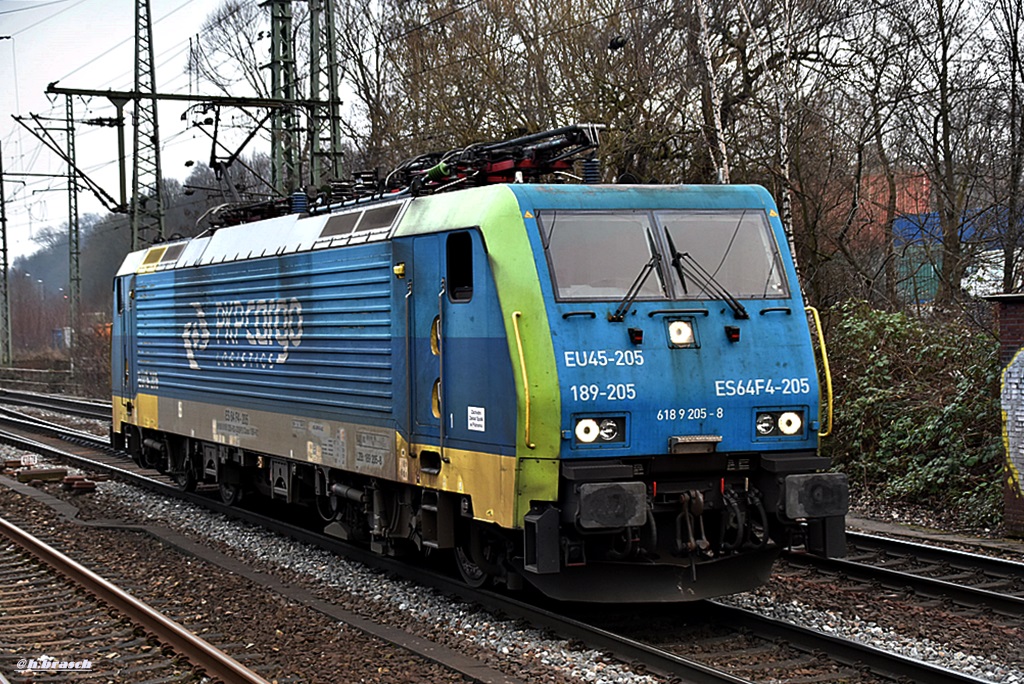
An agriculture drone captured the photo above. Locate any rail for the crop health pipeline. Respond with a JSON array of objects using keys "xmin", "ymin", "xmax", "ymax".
[
  {"xmin": 0, "ymin": 388, "xmax": 110, "ymax": 421},
  {"xmin": 785, "ymin": 531, "xmax": 1024, "ymax": 618},
  {"xmin": 705, "ymin": 601, "xmax": 991, "ymax": 684},
  {"xmin": 0, "ymin": 406, "xmax": 1004, "ymax": 684},
  {"xmin": 0, "ymin": 514, "xmax": 270, "ymax": 684}
]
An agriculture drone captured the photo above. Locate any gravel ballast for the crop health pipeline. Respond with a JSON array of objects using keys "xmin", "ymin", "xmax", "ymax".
[{"xmin": 2, "ymin": 440, "xmax": 1023, "ymax": 683}]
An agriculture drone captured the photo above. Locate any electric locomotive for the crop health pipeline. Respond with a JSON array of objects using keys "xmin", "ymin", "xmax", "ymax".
[{"xmin": 111, "ymin": 127, "xmax": 848, "ymax": 602}]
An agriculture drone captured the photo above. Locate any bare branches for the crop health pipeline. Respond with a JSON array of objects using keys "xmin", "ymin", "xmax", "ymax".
[{"xmin": 176, "ymin": 0, "xmax": 1018, "ymax": 309}]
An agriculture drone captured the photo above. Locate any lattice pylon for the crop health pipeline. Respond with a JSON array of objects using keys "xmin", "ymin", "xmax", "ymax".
[
  {"xmin": 132, "ymin": 0, "xmax": 165, "ymax": 249},
  {"xmin": 266, "ymin": 0, "xmax": 299, "ymax": 195},
  {"xmin": 0, "ymin": 141, "xmax": 11, "ymax": 365},
  {"xmin": 66, "ymin": 95, "xmax": 80, "ymax": 357},
  {"xmin": 309, "ymin": 0, "xmax": 344, "ymax": 189}
]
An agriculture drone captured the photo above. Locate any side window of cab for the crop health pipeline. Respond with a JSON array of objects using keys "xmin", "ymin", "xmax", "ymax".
[{"xmin": 446, "ymin": 231, "xmax": 473, "ymax": 302}]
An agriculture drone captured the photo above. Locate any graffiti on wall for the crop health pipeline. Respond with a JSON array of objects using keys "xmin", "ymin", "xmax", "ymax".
[{"xmin": 1000, "ymin": 349, "xmax": 1024, "ymax": 498}]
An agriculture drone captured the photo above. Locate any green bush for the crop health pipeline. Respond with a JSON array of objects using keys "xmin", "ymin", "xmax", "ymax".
[{"xmin": 820, "ymin": 301, "xmax": 1004, "ymax": 529}]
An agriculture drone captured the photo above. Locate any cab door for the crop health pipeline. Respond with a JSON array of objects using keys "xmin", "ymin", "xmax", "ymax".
[
  {"xmin": 408, "ymin": 229, "xmax": 511, "ymax": 453},
  {"xmin": 118, "ymin": 275, "xmax": 138, "ymax": 406},
  {"xmin": 409, "ymin": 235, "xmax": 443, "ymax": 444}
]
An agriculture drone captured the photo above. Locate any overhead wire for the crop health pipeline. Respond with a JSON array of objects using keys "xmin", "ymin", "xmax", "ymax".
[
  {"xmin": 4, "ymin": 0, "xmax": 230, "ymax": 246},
  {"xmin": 0, "ymin": 0, "xmax": 74, "ymax": 17},
  {"xmin": 47, "ymin": 0, "xmax": 271, "ymax": 185},
  {"xmin": 55, "ymin": 0, "xmax": 202, "ymax": 82},
  {"xmin": 6, "ymin": 0, "xmax": 89, "ymax": 34},
  {"xmin": 4, "ymin": 0, "xmax": 194, "ymax": 196},
  {"xmin": 24, "ymin": 0, "xmax": 489, "ymax": 160},
  {"xmin": 8, "ymin": 0, "xmax": 665, "ymax": 246}
]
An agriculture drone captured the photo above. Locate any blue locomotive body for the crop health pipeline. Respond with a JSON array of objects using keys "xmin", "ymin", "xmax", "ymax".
[
  {"xmin": 521, "ymin": 184, "xmax": 821, "ymax": 459},
  {"xmin": 112, "ymin": 182, "xmax": 848, "ymax": 602}
]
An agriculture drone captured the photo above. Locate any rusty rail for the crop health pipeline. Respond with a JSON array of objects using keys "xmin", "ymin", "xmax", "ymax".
[{"xmin": 0, "ymin": 515, "xmax": 270, "ymax": 684}]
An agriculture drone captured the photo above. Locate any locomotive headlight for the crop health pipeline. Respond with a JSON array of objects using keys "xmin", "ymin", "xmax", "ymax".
[
  {"xmin": 755, "ymin": 410, "xmax": 805, "ymax": 438},
  {"xmin": 668, "ymin": 320, "xmax": 695, "ymax": 347},
  {"xmin": 755, "ymin": 413, "xmax": 776, "ymax": 435},
  {"xmin": 575, "ymin": 419, "xmax": 600, "ymax": 443},
  {"xmin": 778, "ymin": 411, "xmax": 803, "ymax": 435},
  {"xmin": 598, "ymin": 419, "xmax": 619, "ymax": 441},
  {"xmin": 573, "ymin": 416, "xmax": 627, "ymax": 445}
]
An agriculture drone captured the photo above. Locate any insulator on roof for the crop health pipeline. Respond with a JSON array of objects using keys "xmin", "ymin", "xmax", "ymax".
[{"xmin": 290, "ymin": 191, "xmax": 308, "ymax": 214}]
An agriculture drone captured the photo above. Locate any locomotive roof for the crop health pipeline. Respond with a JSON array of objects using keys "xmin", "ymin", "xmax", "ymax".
[{"xmin": 117, "ymin": 183, "xmax": 776, "ymax": 276}]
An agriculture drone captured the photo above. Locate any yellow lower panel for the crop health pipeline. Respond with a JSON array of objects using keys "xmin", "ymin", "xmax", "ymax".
[
  {"xmin": 408, "ymin": 441, "xmax": 518, "ymax": 529},
  {"xmin": 115, "ymin": 398, "xmax": 519, "ymax": 529},
  {"xmin": 137, "ymin": 393, "xmax": 159, "ymax": 428},
  {"xmin": 113, "ymin": 393, "xmax": 159, "ymax": 430},
  {"xmin": 111, "ymin": 397, "xmax": 128, "ymax": 430}
]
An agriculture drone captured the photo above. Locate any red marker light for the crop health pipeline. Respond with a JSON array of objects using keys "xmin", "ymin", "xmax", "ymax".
[
  {"xmin": 725, "ymin": 326, "xmax": 740, "ymax": 342},
  {"xmin": 628, "ymin": 327, "xmax": 643, "ymax": 345}
]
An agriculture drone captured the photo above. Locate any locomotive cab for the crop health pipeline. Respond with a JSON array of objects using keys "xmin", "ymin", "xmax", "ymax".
[{"xmin": 498, "ymin": 186, "xmax": 849, "ymax": 601}]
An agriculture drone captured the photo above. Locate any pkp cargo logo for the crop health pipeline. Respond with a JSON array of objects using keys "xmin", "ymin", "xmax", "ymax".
[
  {"xmin": 183, "ymin": 303, "xmax": 210, "ymax": 369},
  {"xmin": 183, "ymin": 297, "xmax": 303, "ymax": 370}
]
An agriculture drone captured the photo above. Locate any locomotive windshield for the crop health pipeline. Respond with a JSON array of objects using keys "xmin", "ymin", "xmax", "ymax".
[
  {"xmin": 658, "ymin": 210, "xmax": 788, "ymax": 299},
  {"xmin": 542, "ymin": 211, "xmax": 667, "ymax": 300},
  {"xmin": 541, "ymin": 209, "xmax": 788, "ymax": 301}
]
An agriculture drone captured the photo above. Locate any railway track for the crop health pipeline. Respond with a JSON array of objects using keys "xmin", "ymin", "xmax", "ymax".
[
  {"xmin": 0, "ymin": 405, "xmax": 178, "ymax": 493},
  {"xmin": 0, "ymin": 512, "xmax": 268, "ymax": 683},
  {"xmin": 0, "ymin": 403, "xmax": 1010, "ymax": 684},
  {"xmin": 0, "ymin": 409, "xmax": 734, "ymax": 684},
  {"xmin": 0, "ymin": 411, "xmax": 527, "ymax": 684},
  {"xmin": 573, "ymin": 599, "xmax": 998, "ymax": 684},
  {"xmin": 0, "ymin": 389, "xmax": 110, "ymax": 421},
  {"xmin": 6, "ymin": 390, "xmax": 1020, "ymax": 623},
  {"xmin": 784, "ymin": 532, "xmax": 1024, "ymax": 619}
]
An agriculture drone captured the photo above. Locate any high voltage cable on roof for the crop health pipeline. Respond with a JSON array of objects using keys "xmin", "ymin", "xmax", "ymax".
[{"xmin": 207, "ymin": 124, "xmax": 604, "ymax": 227}]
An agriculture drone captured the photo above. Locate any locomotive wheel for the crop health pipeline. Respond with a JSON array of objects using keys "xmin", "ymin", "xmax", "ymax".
[
  {"xmin": 454, "ymin": 546, "xmax": 488, "ymax": 588},
  {"xmin": 173, "ymin": 466, "xmax": 197, "ymax": 492},
  {"xmin": 453, "ymin": 522, "xmax": 505, "ymax": 588},
  {"xmin": 219, "ymin": 480, "xmax": 243, "ymax": 506}
]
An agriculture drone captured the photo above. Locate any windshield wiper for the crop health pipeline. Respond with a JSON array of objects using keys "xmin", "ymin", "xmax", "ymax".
[
  {"xmin": 665, "ymin": 229, "xmax": 688, "ymax": 295},
  {"xmin": 609, "ymin": 251, "xmax": 662, "ymax": 322},
  {"xmin": 676, "ymin": 252, "xmax": 748, "ymax": 319},
  {"xmin": 665, "ymin": 229, "xmax": 747, "ymax": 317}
]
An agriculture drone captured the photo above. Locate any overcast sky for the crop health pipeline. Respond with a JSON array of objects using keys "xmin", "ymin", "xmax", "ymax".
[{"xmin": 1, "ymin": 0, "xmax": 232, "ymax": 261}]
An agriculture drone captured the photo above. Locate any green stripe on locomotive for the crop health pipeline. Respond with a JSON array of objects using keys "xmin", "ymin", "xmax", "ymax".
[{"xmin": 396, "ymin": 186, "xmax": 562, "ymax": 526}]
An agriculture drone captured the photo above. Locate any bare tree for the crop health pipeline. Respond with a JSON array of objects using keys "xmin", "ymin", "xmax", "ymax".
[
  {"xmin": 694, "ymin": 0, "xmax": 731, "ymax": 183},
  {"xmin": 893, "ymin": 0, "xmax": 991, "ymax": 308},
  {"xmin": 992, "ymin": 0, "xmax": 1024, "ymax": 292},
  {"xmin": 188, "ymin": 1, "xmax": 273, "ymax": 98},
  {"xmin": 794, "ymin": 0, "xmax": 917, "ymax": 308},
  {"xmin": 179, "ymin": 0, "xmax": 1009, "ymax": 316},
  {"xmin": 382, "ymin": 0, "xmax": 701, "ymax": 182}
]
